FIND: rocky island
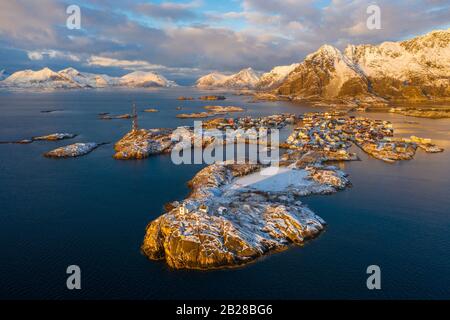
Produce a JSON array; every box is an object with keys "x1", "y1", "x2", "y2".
[
  {"x1": 176, "y1": 106, "x2": 245, "y2": 118},
  {"x1": 203, "y1": 106, "x2": 244, "y2": 113},
  {"x1": 113, "y1": 128, "x2": 174, "y2": 159},
  {"x1": 32, "y1": 133, "x2": 77, "y2": 141},
  {"x1": 44, "y1": 142, "x2": 104, "y2": 158},
  {"x1": 142, "y1": 161, "x2": 350, "y2": 269},
  {"x1": 176, "y1": 111, "x2": 214, "y2": 119}
]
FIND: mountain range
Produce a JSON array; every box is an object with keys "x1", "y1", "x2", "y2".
[
  {"x1": 0, "y1": 67, "x2": 177, "y2": 89},
  {"x1": 196, "y1": 64, "x2": 299, "y2": 90},
  {"x1": 197, "y1": 28, "x2": 450, "y2": 103},
  {"x1": 1, "y1": 29, "x2": 448, "y2": 103}
]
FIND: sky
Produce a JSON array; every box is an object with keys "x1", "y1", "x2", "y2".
[{"x1": 0, "y1": 0, "x2": 449, "y2": 83}]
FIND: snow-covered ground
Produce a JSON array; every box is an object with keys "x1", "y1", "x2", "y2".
[{"x1": 228, "y1": 166, "x2": 312, "y2": 192}]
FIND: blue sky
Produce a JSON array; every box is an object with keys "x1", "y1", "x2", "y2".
[{"x1": 0, "y1": 0, "x2": 449, "y2": 82}]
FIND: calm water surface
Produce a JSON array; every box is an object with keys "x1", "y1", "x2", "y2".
[{"x1": 0, "y1": 88, "x2": 449, "y2": 299}]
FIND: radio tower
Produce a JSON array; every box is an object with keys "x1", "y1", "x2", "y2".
[{"x1": 132, "y1": 102, "x2": 138, "y2": 132}]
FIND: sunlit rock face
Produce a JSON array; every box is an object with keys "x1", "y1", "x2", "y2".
[
  {"x1": 276, "y1": 45, "x2": 369, "y2": 100},
  {"x1": 142, "y1": 162, "x2": 350, "y2": 270},
  {"x1": 274, "y1": 29, "x2": 450, "y2": 102}
]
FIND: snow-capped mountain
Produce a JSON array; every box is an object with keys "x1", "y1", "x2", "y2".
[
  {"x1": 119, "y1": 71, "x2": 177, "y2": 87},
  {"x1": 275, "y1": 28, "x2": 450, "y2": 101},
  {"x1": 343, "y1": 29, "x2": 450, "y2": 100},
  {"x1": 256, "y1": 63, "x2": 300, "y2": 90},
  {"x1": 58, "y1": 67, "x2": 117, "y2": 88},
  {"x1": 0, "y1": 67, "x2": 178, "y2": 89},
  {"x1": 195, "y1": 72, "x2": 229, "y2": 88},
  {"x1": 1, "y1": 67, "x2": 83, "y2": 89},
  {"x1": 221, "y1": 68, "x2": 260, "y2": 89},
  {"x1": 196, "y1": 68, "x2": 260, "y2": 89},
  {"x1": 277, "y1": 44, "x2": 368, "y2": 99}
]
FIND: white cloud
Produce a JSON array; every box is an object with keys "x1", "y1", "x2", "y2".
[
  {"x1": 87, "y1": 56, "x2": 164, "y2": 70},
  {"x1": 27, "y1": 50, "x2": 80, "y2": 62},
  {"x1": 86, "y1": 55, "x2": 203, "y2": 77}
]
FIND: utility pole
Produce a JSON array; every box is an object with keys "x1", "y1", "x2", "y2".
[{"x1": 132, "y1": 102, "x2": 138, "y2": 132}]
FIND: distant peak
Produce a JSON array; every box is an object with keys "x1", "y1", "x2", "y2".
[
  {"x1": 317, "y1": 44, "x2": 341, "y2": 55},
  {"x1": 59, "y1": 67, "x2": 79, "y2": 73},
  {"x1": 40, "y1": 67, "x2": 54, "y2": 72},
  {"x1": 238, "y1": 67, "x2": 255, "y2": 74}
]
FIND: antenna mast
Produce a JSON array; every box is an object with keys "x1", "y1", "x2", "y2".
[{"x1": 132, "y1": 102, "x2": 138, "y2": 132}]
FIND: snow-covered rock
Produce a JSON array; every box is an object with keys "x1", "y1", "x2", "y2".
[
  {"x1": 256, "y1": 63, "x2": 300, "y2": 90},
  {"x1": 44, "y1": 142, "x2": 100, "y2": 158}
]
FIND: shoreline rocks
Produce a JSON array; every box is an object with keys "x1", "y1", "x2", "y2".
[{"x1": 389, "y1": 107, "x2": 450, "y2": 119}]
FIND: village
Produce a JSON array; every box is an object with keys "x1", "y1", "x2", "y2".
[{"x1": 283, "y1": 111, "x2": 443, "y2": 163}]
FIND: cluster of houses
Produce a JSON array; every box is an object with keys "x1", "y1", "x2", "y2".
[
  {"x1": 286, "y1": 111, "x2": 354, "y2": 152},
  {"x1": 284, "y1": 111, "x2": 441, "y2": 163},
  {"x1": 236, "y1": 114, "x2": 296, "y2": 130}
]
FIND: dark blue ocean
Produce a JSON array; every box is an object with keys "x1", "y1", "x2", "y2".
[{"x1": 0, "y1": 88, "x2": 449, "y2": 299}]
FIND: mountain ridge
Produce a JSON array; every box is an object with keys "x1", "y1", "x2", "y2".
[
  {"x1": 275, "y1": 28, "x2": 450, "y2": 103},
  {"x1": 0, "y1": 67, "x2": 177, "y2": 89}
]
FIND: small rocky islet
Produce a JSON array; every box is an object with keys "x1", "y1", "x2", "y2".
[
  {"x1": 176, "y1": 105, "x2": 245, "y2": 118},
  {"x1": 0, "y1": 132, "x2": 77, "y2": 144},
  {"x1": 44, "y1": 142, "x2": 106, "y2": 158},
  {"x1": 99, "y1": 113, "x2": 132, "y2": 120},
  {"x1": 143, "y1": 108, "x2": 159, "y2": 113},
  {"x1": 389, "y1": 107, "x2": 450, "y2": 119}
]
